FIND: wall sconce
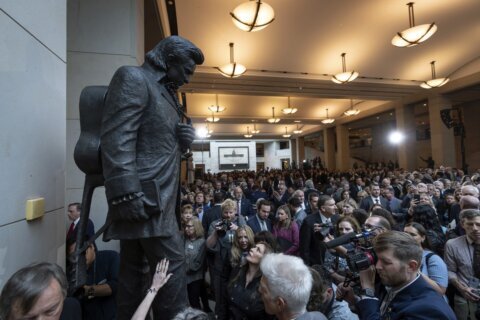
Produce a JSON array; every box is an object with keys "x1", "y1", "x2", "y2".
[
  {"x1": 230, "y1": 0, "x2": 275, "y2": 32},
  {"x1": 217, "y1": 43, "x2": 246, "y2": 78},
  {"x1": 331, "y1": 53, "x2": 359, "y2": 84},
  {"x1": 391, "y1": 2, "x2": 437, "y2": 47},
  {"x1": 420, "y1": 61, "x2": 449, "y2": 89},
  {"x1": 321, "y1": 108, "x2": 335, "y2": 124},
  {"x1": 267, "y1": 107, "x2": 281, "y2": 123},
  {"x1": 282, "y1": 96, "x2": 298, "y2": 114}
]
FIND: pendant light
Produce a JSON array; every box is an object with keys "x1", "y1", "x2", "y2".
[
  {"x1": 420, "y1": 61, "x2": 449, "y2": 89},
  {"x1": 321, "y1": 108, "x2": 335, "y2": 124},
  {"x1": 267, "y1": 107, "x2": 280, "y2": 123},
  {"x1": 208, "y1": 94, "x2": 226, "y2": 112},
  {"x1": 344, "y1": 99, "x2": 360, "y2": 116},
  {"x1": 206, "y1": 111, "x2": 220, "y2": 122},
  {"x1": 251, "y1": 123, "x2": 260, "y2": 134},
  {"x1": 391, "y1": 2, "x2": 437, "y2": 47},
  {"x1": 331, "y1": 53, "x2": 359, "y2": 84},
  {"x1": 293, "y1": 124, "x2": 303, "y2": 134},
  {"x1": 217, "y1": 43, "x2": 246, "y2": 78},
  {"x1": 244, "y1": 126, "x2": 253, "y2": 138},
  {"x1": 282, "y1": 126, "x2": 291, "y2": 138},
  {"x1": 230, "y1": 0, "x2": 275, "y2": 32}
]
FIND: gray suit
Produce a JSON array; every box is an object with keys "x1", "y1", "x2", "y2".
[{"x1": 100, "y1": 61, "x2": 187, "y2": 319}]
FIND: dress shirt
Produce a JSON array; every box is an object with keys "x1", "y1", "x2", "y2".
[
  {"x1": 445, "y1": 235, "x2": 475, "y2": 287},
  {"x1": 256, "y1": 215, "x2": 268, "y2": 231}
]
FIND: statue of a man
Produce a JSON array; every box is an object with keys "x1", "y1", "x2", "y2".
[{"x1": 100, "y1": 36, "x2": 204, "y2": 319}]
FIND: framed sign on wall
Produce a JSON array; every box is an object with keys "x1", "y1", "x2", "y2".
[{"x1": 218, "y1": 147, "x2": 249, "y2": 170}]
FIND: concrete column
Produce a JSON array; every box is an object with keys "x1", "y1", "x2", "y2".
[
  {"x1": 395, "y1": 102, "x2": 417, "y2": 170},
  {"x1": 428, "y1": 94, "x2": 456, "y2": 167},
  {"x1": 324, "y1": 127, "x2": 336, "y2": 170},
  {"x1": 296, "y1": 137, "x2": 305, "y2": 164},
  {"x1": 336, "y1": 124, "x2": 350, "y2": 171}
]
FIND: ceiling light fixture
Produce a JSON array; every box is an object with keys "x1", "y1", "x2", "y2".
[
  {"x1": 208, "y1": 94, "x2": 226, "y2": 112},
  {"x1": 230, "y1": 0, "x2": 275, "y2": 32},
  {"x1": 206, "y1": 111, "x2": 220, "y2": 122},
  {"x1": 344, "y1": 99, "x2": 360, "y2": 116},
  {"x1": 282, "y1": 96, "x2": 298, "y2": 114},
  {"x1": 267, "y1": 107, "x2": 280, "y2": 123},
  {"x1": 251, "y1": 123, "x2": 260, "y2": 134},
  {"x1": 217, "y1": 43, "x2": 246, "y2": 78},
  {"x1": 282, "y1": 126, "x2": 291, "y2": 138},
  {"x1": 331, "y1": 53, "x2": 359, "y2": 84},
  {"x1": 391, "y1": 2, "x2": 437, "y2": 47},
  {"x1": 293, "y1": 124, "x2": 303, "y2": 134},
  {"x1": 244, "y1": 126, "x2": 253, "y2": 138},
  {"x1": 321, "y1": 108, "x2": 335, "y2": 124},
  {"x1": 420, "y1": 61, "x2": 449, "y2": 89}
]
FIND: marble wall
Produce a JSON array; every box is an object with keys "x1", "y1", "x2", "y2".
[{"x1": 0, "y1": 0, "x2": 66, "y2": 287}]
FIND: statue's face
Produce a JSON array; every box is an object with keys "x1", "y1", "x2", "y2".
[{"x1": 166, "y1": 55, "x2": 196, "y2": 86}]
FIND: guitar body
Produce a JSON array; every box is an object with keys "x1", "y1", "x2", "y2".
[{"x1": 68, "y1": 86, "x2": 107, "y2": 296}]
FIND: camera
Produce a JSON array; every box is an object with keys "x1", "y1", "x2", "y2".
[
  {"x1": 314, "y1": 222, "x2": 334, "y2": 241},
  {"x1": 215, "y1": 219, "x2": 232, "y2": 237},
  {"x1": 325, "y1": 230, "x2": 377, "y2": 273}
]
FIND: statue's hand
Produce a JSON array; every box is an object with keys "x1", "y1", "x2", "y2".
[
  {"x1": 176, "y1": 123, "x2": 196, "y2": 149},
  {"x1": 111, "y1": 196, "x2": 149, "y2": 222}
]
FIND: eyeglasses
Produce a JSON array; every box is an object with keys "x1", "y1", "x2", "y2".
[
  {"x1": 185, "y1": 225, "x2": 194, "y2": 228},
  {"x1": 364, "y1": 223, "x2": 382, "y2": 230}
]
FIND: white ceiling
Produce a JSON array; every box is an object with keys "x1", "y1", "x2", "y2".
[{"x1": 163, "y1": 0, "x2": 480, "y2": 139}]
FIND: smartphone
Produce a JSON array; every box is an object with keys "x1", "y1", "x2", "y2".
[{"x1": 413, "y1": 194, "x2": 420, "y2": 201}]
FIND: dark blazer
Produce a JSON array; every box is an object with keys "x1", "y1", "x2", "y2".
[
  {"x1": 299, "y1": 213, "x2": 329, "y2": 266},
  {"x1": 357, "y1": 276, "x2": 456, "y2": 320},
  {"x1": 202, "y1": 205, "x2": 222, "y2": 237},
  {"x1": 360, "y1": 196, "x2": 388, "y2": 211},
  {"x1": 385, "y1": 197, "x2": 402, "y2": 214},
  {"x1": 247, "y1": 216, "x2": 272, "y2": 234},
  {"x1": 100, "y1": 62, "x2": 183, "y2": 240},
  {"x1": 237, "y1": 198, "x2": 254, "y2": 218}
]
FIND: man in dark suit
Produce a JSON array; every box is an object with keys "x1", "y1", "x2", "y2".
[
  {"x1": 299, "y1": 195, "x2": 338, "y2": 266},
  {"x1": 357, "y1": 231, "x2": 455, "y2": 320},
  {"x1": 384, "y1": 187, "x2": 402, "y2": 214},
  {"x1": 247, "y1": 199, "x2": 273, "y2": 234},
  {"x1": 360, "y1": 183, "x2": 387, "y2": 211},
  {"x1": 202, "y1": 192, "x2": 225, "y2": 235},
  {"x1": 66, "y1": 202, "x2": 95, "y2": 240},
  {"x1": 233, "y1": 186, "x2": 254, "y2": 219},
  {"x1": 100, "y1": 36, "x2": 204, "y2": 320},
  {"x1": 350, "y1": 176, "x2": 364, "y2": 202}
]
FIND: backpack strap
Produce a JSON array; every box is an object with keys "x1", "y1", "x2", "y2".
[{"x1": 424, "y1": 252, "x2": 436, "y2": 273}]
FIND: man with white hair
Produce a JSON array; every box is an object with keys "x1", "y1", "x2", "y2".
[{"x1": 259, "y1": 253, "x2": 327, "y2": 320}]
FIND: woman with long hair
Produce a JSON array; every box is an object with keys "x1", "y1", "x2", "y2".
[
  {"x1": 404, "y1": 222, "x2": 448, "y2": 295},
  {"x1": 336, "y1": 189, "x2": 358, "y2": 212},
  {"x1": 226, "y1": 225, "x2": 255, "y2": 280},
  {"x1": 227, "y1": 241, "x2": 274, "y2": 320},
  {"x1": 184, "y1": 217, "x2": 211, "y2": 312},
  {"x1": 272, "y1": 205, "x2": 299, "y2": 255}
]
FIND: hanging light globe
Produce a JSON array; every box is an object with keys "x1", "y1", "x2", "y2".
[{"x1": 230, "y1": 0, "x2": 275, "y2": 32}]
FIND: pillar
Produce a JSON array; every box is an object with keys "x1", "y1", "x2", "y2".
[
  {"x1": 296, "y1": 137, "x2": 305, "y2": 165},
  {"x1": 395, "y1": 101, "x2": 417, "y2": 170},
  {"x1": 324, "y1": 127, "x2": 336, "y2": 170},
  {"x1": 336, "y1": 124, "x2": 350, "y2": 171},
  {"x1": 428, "y1": 94, "x2": 456, "y2": 167}
]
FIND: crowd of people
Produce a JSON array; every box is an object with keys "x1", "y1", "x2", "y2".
[{"x1": 1, "y1": 164, "x2": 480, "y2": 319}]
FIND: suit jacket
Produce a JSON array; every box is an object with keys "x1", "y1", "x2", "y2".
[
  {"x1": 299, "y1": 213, "x2": 329, "y2": 266},
  {"x1": 247, "y1": 215, "x2": 272, "y2": 234},
  {"x1": 360, "y1": 196, "x2": 388, "y2": 211},
  {"x1": 100, "y1": 62, "x2": 183, "y2": 240},
  {"x1": 202, "y1": 205, "x2": 222, "y2": 237},
  {"x1": 237, "y1": 198, "x2": 254, "y2": 219},
  {"x1": 357, "y1": 275, "x2": 456, "y2": 320},
  {"x1": 385, "y1": 197, "x2": 402, "y2": 214}
]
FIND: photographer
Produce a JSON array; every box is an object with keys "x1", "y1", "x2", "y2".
[
  {"x1": 356, "y1": 231, "x2": 455, "y2": 319},
  {"x1": 206, "y1": 199, "x2": 246, "y2": 319}
]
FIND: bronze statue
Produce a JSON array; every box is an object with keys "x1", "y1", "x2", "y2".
[{"x1": 100, "y1": 36, "x2": 204, "y2": 319}]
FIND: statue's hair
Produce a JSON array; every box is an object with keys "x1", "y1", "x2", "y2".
[{"x1": 145, "y1": 36, "x2": 204, "y2": 70}]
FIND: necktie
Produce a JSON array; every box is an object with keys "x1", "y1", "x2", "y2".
[
  {"x1": 375, "y1": 198, "x2": 380, "y2": 205},
  {"x1": 261, "y1": 220, "x2": 268, "y2": 231},
  {"x1": 473, "y1": 243, "x2": 480, "y2": 279},
  {"x1": 67, "y1": 222, "x2": 74, "y2": 237}
]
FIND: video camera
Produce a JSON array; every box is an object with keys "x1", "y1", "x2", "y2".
[{"x1": 325, "y1": 230, "x2": 377, "y2": 273}]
